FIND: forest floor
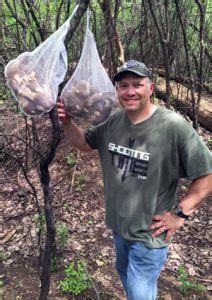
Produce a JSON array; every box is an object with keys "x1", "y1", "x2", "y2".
[{"x1": 0, "y1": 100, "x2": 211, "y2": 299}]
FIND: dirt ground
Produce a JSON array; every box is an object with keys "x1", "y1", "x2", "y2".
[{"x1": 0, "y1": 102, "x2": 211, "y2": 299}]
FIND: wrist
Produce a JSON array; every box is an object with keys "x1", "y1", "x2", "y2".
[
  {"x1": 173, "y1": 206, "x2": 190, "y2": 220},
  {"x1": 63, "y1": 116, "x2": 74, "y2": 127}
]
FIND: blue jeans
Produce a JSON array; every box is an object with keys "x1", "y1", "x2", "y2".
[{"x1": 113, "y1": 232, "x2": 168, "y2": 300}]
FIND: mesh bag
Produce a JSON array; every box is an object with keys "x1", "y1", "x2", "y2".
[
  {"x1": 4, "y1": 5, "x2": 79, "y2": 117},
  {"x1": 61, "y1": 11, "x2": 116, "y2": 126}
]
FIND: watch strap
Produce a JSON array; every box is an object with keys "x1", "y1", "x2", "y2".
[{"x1": 174, "y1": 206, "x2": 189, "y2": 219}]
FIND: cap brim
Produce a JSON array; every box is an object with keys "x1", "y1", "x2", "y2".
[{"x1": 114, "y1": 70, "x2": 148, "y2": 81}]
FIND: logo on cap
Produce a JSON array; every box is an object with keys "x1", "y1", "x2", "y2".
[{"x1": 122, "y1": 60, "x2": 138, "y2": 70}]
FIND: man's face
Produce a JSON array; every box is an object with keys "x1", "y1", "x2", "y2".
[{"x1": 117, "y1": 74, "x2": 154, "y2": 113}]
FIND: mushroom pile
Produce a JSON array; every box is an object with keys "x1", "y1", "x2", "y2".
[
  {"x1": 62, "y1": 80, "x2": 115, "y2": 125},
  {"x1": 5, "y1": 55, "x2": 55, "y2": 116}
]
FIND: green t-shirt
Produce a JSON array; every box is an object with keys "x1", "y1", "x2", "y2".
[{"x1": 85, "y1": 107, "x2": 212, "y2": 248}]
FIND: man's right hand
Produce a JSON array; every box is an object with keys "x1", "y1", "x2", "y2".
[{"x1": 57, "y1": 100, "x2": 72, "y2": 125}]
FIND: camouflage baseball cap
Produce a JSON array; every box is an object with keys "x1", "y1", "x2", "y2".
[{"x1": 114, "y1": 60, "x2": 154, "y2": 81}]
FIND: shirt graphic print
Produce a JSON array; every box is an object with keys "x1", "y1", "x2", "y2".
[{"x1": 108, "y1": 138, "x2": 150, "y2": 183}]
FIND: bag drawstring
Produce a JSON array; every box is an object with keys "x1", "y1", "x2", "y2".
[{"x1": 86, "y1": 9, "x2": 93, "y2": 37}]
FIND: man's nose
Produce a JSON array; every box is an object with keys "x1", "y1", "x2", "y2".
[{"x1": 126, "y1": 86, "x2": 136, "y2": 95}]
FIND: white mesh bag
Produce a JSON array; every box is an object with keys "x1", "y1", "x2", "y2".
[
  {"x1": 4, "y1": 5, "x2": 79, "y2": 117},
  {"x1": 61, "y1": 11, "x2": 116, "y2": 126}
]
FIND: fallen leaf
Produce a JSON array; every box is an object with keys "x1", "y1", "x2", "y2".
[{"x1": 96, "y1": 259, "x2": 104, "y2": 266}]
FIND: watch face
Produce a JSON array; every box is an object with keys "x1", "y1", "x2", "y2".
[{"x1": 175, "y1": 207, "x2": 182, "y2": 214}]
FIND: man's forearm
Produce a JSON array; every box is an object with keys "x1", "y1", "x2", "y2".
[
  {"x1": 179, "y1": 173, "x2": 212, "y2": 216},
  {"x1": 150, "y1": 173, "x2": 212, "y2": 240},
  {"x1": 63, "y1": 119, "x2": 92, "y2": 152}
]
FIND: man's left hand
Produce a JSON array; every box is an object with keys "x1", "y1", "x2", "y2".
[{"x1": 149, "y1": 211, "x2": 185, "y2": 242}]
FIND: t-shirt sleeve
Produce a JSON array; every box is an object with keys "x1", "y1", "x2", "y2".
[
  {"x1": 85, "y1": 127, "x2": 99, "y2": 149},
  {"x1": 178, "y1": 125, "x2": 212, "y2": 180},
  {"x1": 84, "y1": 112, "x2": 115, "y2": 149}
]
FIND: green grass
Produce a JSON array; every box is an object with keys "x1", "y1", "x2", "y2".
[{"x1": 178, "y1": 266, "x2": 206, "y2": 295}]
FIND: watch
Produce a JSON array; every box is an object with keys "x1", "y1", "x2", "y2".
[{"x1": 174, "y1": 206, "x2": 189, "y2": 220}]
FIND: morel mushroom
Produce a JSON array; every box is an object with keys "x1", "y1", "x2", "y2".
[
  {"x1": 5, "y1": 54, "x2": 55, "y2": 116},
  {"x1": 62, "y1": 80, "x2": 115, "y2": 124},
  {"x1": 72, "y1": 80, "x2": 90, "y2": 98}
]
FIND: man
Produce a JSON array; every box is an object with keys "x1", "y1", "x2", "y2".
[{"x1": 57, "y1": 60, "x2": 212, "y2": 300}]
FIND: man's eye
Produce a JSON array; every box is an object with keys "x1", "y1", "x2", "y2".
[{"x1": 135, "y1": 84, "x2": 142, "y2": 88}]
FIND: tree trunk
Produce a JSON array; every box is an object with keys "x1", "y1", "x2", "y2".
[
  {"x1": 155, "y1": 78, "x2": 212, "y2": 131},
  {"x1": 64, "y1": 0, "x2": 90, "y2": 46},
  {"x1": 39, "y1": 109, "x2": 61, "y2": 299},
  {"x1": 39, "y1": 2, "x2": 90, "y2": 298},
  {"x1": 193, "y1": 0, "x2": 207, "y2": 129},
  {"x1": 98, "y1": 0, "x2": 124, "y2": 78},
  {"x1": 147, "y1": 0, "x2": 171, "y2": 108}
]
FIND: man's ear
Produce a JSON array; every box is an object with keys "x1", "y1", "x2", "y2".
[{"x1": 150, "y1": 83, "x2": 154, "y2": 95}]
